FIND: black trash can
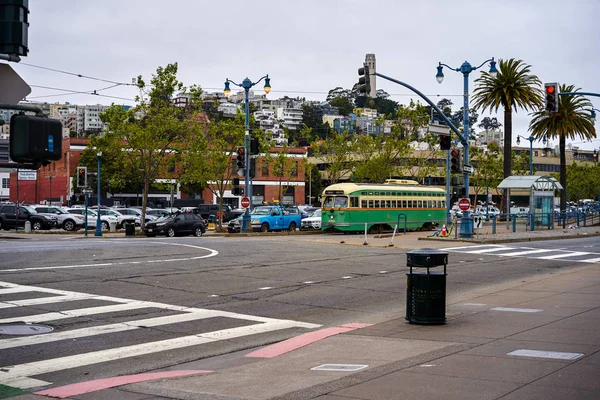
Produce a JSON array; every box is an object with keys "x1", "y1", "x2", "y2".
[
  {"x1": 406, "y1": 248, "x2": 448, "y2": 325},
  {"x1": 125, "y1": 222, "x2": 135, "y2": 237}
]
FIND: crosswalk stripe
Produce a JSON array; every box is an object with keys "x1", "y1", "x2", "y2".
[
  {"x1": 579, "y1": 257, "x2": 600, "y2": 263},
  {"x1": 536, "y1": 251, "x2": 591, "y2": 260},
  {"x1": 0, "y1": 293, "x2": 97, "y2": 309},
  {"x1": 442, "y1": 245, "x2": 506, "y2": 251},
  {"x1": 496, "y1": 249, "x2": 555, "y2": 257},
  {"x1": 461, "y1": 247, "x2": 516, "y2": 254},
  {"x1": 0, "y1": 302, "x2": 151, "y2": 324},
  {"x1": 0, "y1": 310, "x2": 227, "y2": 350},
  {"x1": 0, "y1": 287, "x2": 35, "y2": 294},
  {"x1": 0, "y1": 320, "x2": 306, "y2": 389}
]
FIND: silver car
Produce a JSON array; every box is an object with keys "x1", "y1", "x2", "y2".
[{"x1": 31, "y1": 205, "x2": 86, "y2": 231}]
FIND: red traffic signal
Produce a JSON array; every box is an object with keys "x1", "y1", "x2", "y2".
[
  {"x1": 236, "y1": 147, "x2": 245, "y2": 156},
  {"x1": 450, "y1": 149, "x2": 459, "y2": 158},
  {"x1": 544, "y1": 82, "x2": 559, "y2": 113},
  {"x1": 545, "y1": 85, "x2": 555, "y2": 94}
]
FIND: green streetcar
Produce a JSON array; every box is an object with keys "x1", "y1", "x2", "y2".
[{"x1": 321, "y1": 179, "x2": 446, "y2": 233}]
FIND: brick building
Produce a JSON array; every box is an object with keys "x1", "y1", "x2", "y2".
[{"x1": 8, "y1": 138, "x2": 307, "y2": 208}]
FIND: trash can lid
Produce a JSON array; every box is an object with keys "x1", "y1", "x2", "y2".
[{"x1": 407, "y1": 248, "x2": 448, "y2": 267}]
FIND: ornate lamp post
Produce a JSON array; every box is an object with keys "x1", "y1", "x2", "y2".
[
  {"x1": 94, "y1": 151, "x2": 102, "y2": 237},
  {"x1": 436, "y1": 58, "x2": 498, "y2": 199},
  {"x1": 224, "y1": 75, "x2": 271, "y2": 232},
  {"x1": 516, "y1": 134, "x2": 547, "y2": 175}
]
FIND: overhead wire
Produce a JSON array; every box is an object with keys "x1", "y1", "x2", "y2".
[{"x1": 18, "y1": 62, "x2": 136, "y2": 86}]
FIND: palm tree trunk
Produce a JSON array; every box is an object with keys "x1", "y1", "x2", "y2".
[
  {"x1": 502, "y1": 108, "x2": 512, "y2": 213},
  {"x1": 559, "y1": 135, "x2": 567, "y2": 211},
  {"x1": 503, "y1": 108, "x2": 512, "y2": 178}
]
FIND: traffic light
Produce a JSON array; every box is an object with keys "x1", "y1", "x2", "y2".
[
  {"x1": 10, "y1": 114, "x2": 62, "y2": 164},
  {"x1": 250, "y1": 137, "x2": 259, "y2": 155},
  {"x1": 439, "y1": 135, "x2": 451, "y2": 150},
  {"x1": 357, "y1": 64, "x2": 371, "y2": 96},
  {"x1": 544, "y1": 82, "x2": 559, "y2": 113},
  {"x1": 249, "y1": 158, "x2": 256, "y2": 178},
  {"x1": 232, "y1": 177, "x2": 240, "y2": 195},
  {"x1": 450, "y1": 148, "x2": 461, "y2": 173},
  {"x1": 236, "y1": 146, "x2": 245, "y2": 169},
  {"x1": 0, "y1": 0, "x2": 29, "y2": 56},
  {"x1": 76, "y1": 166, "x2": 87, "y2": 188}
]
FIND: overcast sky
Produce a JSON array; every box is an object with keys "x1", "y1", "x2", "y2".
[{"x1": 8, "y1": 0, "x2": 600, "y2": 149}]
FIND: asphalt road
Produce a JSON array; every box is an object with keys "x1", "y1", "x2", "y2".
[{"x1": 1, "y1": 234, "x2": 597, "y2": 390}]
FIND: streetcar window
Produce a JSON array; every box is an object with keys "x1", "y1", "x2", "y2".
[
  {"x1": 391, "y1": 200, "x2": 396, "y2": 207},
  {"x1": 407, "y1": 200, "x2": 412, "y2": 208},
  {"x1": 350, "y1": 197, "x2": 359, "y2": 207},
  {"x1": 361, "y1": 200, "x2": 367, "y2": 208},
  {"x1": 428, "y1": 200, "x2": 432, "y2": 208},
  {"x1": 368, "y1": 200, "x2": 374, "y2": 208},
  {"x1": 418, "y1": 200, "x2": 423, "y2": 208},
  {"x1": 323, "y1": 196, "x2": 348, "y2": 208},
  {"x1": 374, "y1": 200, "x2": 380, "y2": 208},
  {"x1": 386, "y1": 200, "x2": 391, "y2": 208}
]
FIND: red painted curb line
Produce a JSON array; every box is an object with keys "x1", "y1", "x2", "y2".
[
  {"x1": 34, "y1": 370, "x2": 212, "y2": 398},
  {"x1": 246, "y1": 323, "x2": 372, "y2": 359}
]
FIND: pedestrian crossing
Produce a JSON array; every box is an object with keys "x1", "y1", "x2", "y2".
[
  {"x1": 443, "y1": 244, "x2": 600, "y2": 264},
  {"x1": 0, "y1": 280, "x2": 321, "y2": 390}
]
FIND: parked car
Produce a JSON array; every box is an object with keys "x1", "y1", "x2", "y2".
[
  {"x1": 475, "y1": 206, "x2": 501, "y2": 217},
  {"x1": 31, "y1": 205, "x2": 86, "y2": 231},
  {"x1": 146, "y1": 208, "x2": 175, "y2": 218},
  {"x1": 300, "y1": 208, "x2": 322, "y2": 230},
  {"x1": 113, "y1": 208, "x2": 157, "y2": 224},
  {"x1": 0, "y1": 204, "x2": 58, "y2": 231},
  {"x1": 143, "y1": 213, "x2": 206, "y2": 237},
  {"x1": 228, "y1": 205, "x2": 301, "y2": 233},
  {"x1": 298, "y1": 205, "x2": 319, "y2": 219},
  {"x1": 93, "y1": 208, "x2": 139, "y2": 228},
  {"x1": 193, "y1": 204, "x2": 235, "y2": 222},
  {"x1": 65, "y1": 208, "x2": 98, "y2": 229}
]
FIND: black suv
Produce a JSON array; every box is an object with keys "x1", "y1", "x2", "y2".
[
  {"x1": 194, "y1": 204, "x2": 234, "y2": 222},
  {"x1": 0, "y1": 204, "x2": 58, "y2": 231},
  {"x1": 143, "y1": 213, "x2": 206, "y2": 237}
]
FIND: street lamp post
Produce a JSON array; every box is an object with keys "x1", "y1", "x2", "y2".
[
  {"x1": 516, "y1": 134, "x2": 547, "y2": 175},
  {"x1": 224, "y1": 75, "x2": 271, "y2": 233},
  {"x1": 94, "y1": 151, "x2": 102, "y2": 237},
  {"x1": 436, "y1": 58, "x2": 498, "y2": 199}
]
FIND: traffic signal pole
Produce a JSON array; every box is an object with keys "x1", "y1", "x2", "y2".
[{"x1": 372, "y1": 72, "x2": 467, "y2": 222}]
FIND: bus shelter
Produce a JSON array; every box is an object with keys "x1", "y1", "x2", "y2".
[{"x1": 498, "y1": 175, "x2": 563, "y2": 228}]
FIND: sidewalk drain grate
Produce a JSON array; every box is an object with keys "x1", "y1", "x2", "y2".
[
  {"x1": 0, "y1": 323, "x2": 54, "y2": 335},
  {"x1": 507, "y1": 349, "x2": 584, "y2": 360},
  {"x1": 311, "y1": 364, "x2": 369, "y2": 372}
]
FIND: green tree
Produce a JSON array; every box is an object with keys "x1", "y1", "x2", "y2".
[
  {"x1": 305, "y1": 163, "x2": 324, "y2": 205},
  {"x1": 99, "y1": 63, "x2": 204, "y2": 227},
  {"x1": 395, "y1": 100, "x2": 430, "y2": 140},
  {"x1": 400, "y1": 134, "x2": 443, "y2": 184},
  {"x1": 266, "y1": 143, "x2": 302, "y2": 204},
  {"x1": 528, "y1": 84, "x2": 596, "y2": 211},
  {"x1": 312, "y1": 130, "x2": 357, "y2": 184},
  {"x1": 469, "y1": 143, "x2": 504, "y2": 206},
  {"x1": 472, "y1": 58, "x2": 543, "y2": 182},
  {"x1": 352, "y1": 134, "x2": 410, "y2": 183},
  {"x1": 478, "y1": 116, "x2": 502, "y2": 131},
  {"x1": 330, "y1": 97, "x2": 354, "y2": 116}
]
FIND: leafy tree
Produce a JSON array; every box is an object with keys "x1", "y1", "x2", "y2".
[
  {"x1": 451, "y1": 107, "x2": 479, "y2": 138},
  {"x1": 562, "y1": 162, "x2": 600, "y2": 201},
  {"x1": 400, "y1": 134, "x2": 443, "y2": 184},
  {"x1": 330, "y1": 97, "x2": 354, "y2": 116},
  {"x1": 511, "y1": 149, "x2": 535, "y2": 176},
  {"x1": 472, "y1": 58, "x2": 543, "y2": 182},
  {"x1": 395, "y1": 100, "x2": 430, "y2": 140},
  {"x1": 311, "y1": 130, "x2": 357, "y2": 184},
  {"x1": 426, "y1": 98, "x2": 453, "y2": 124},
  {"x1": 469, "y1": 143, "x2": 504, "y2": 206},
  {"x1": 478, "y1": 116, "x2": 502, "y2": 131},
  {"x1": 528, "y1": 84, "x2": 596, "y2": 211},
  {"x1": 352, "y1": 134, "x2": 410, "y2": 183},
  {"x1": 305, "y1": 163, "x2": 325, "y2": 205},
  {"x1": 326, "y1": 87, "x2": 352, "y2": 102},
  {"x1": 301, "y1": 104, "x2": 321, "y2": 133},
  {"x1": 266, "y1": 143, "x2": 303, "y2": 204},
  {"x1": 98, "y1": 63, "x2": 204, "y2": 227}
]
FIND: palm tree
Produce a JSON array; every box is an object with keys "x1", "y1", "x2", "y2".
[
  {"x1": 528, "y1": 84, "x2": 596, "y2": 211},
  {"x1": 472, "y1": 59, "x2": 544, "y2": 181}
]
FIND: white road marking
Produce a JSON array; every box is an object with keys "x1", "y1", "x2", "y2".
[
  {"x1": 259, "y1": 287, "x2": 273, "y2": 290},
  {"x1": 462, "y1": 247, "x2": 516, "y2": 254},
  {"x1": 580, "y1": 257, "x2": 600, "y2": 263},
  {"x1": 536, "y1": 251, "x2": 590, "y2": 260},
  {"x1": 496, "y1": 249, "x2": 554, "y2": 257},
  {"x1": 0, "y1": 321, "x2": 312, "y2": 389},
  {"x1": 0, "y1": 281, "x2": 321, "y2": 389},
  {"x1": 0, "y1": 302, "x2": 151, "y2": 324},
  {"x1": 442, "y1": 245, "x2": 507, "y2": 251},
  {"x1": 0, "y1": 241, "x2": 218, "y2": 273}
]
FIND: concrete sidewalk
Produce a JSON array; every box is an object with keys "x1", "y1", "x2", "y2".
[{"x1": 100, "y1": 264, "x2": 599, "y2": 400}]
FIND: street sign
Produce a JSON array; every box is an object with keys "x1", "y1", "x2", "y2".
[
  {"x1": 462, "y1": 164, "x2": 474, "y2": 174},
  {"x1": 241, "y1": 197, "x2": 250, "y2": 208},
  {"x1": 17, "y1": 170, "x2": 36, "y2": 180},
  {"x1": 0, "y1": 64, "x2": 31, "y2": 103},
  {"x1": 458, "y1": 198, "x2": 471, "y2": 211}
]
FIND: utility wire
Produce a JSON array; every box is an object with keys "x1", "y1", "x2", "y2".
[
  {"x1": 19, "y1": 62, "x2": 136, "y2": 86},
  {"x1": 27, "y1": 84, "x2": 135, "y2": 102}
]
